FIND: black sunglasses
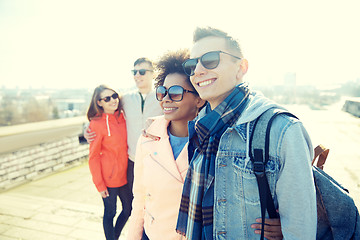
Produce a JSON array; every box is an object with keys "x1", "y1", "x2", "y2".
[
  {"x1": 131, "y1": 69, "x2": 153, "y2": 76},
  {"x1": 156, "y1": 85, "x2": 197, "y2": 102},
  {"x1": 182, "y1": 50, "x2": 241, "y2": 76},
  {"x1": 99, "y1": 93, "x2": 119, "y2": 102}
]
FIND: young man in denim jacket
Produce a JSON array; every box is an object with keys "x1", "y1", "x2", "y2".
[{"x1": 176, "y1": 27, "x2": 317, "y2": 240}]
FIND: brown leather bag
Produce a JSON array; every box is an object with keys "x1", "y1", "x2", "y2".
[{"x1": 311, "y1": 144, "x2": 329, "y2": 170}]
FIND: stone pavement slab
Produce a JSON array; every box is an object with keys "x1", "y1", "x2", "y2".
[{"x1": 0, "y1": 162, "x2": 129, "y2": 240}]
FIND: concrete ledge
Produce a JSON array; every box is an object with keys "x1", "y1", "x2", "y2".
[
  {"x1": 0, "y1": 117, "x2": 88, "y2": 155},
  {"x1": 0, "y1": 116, "x2": 87, "y2": 137},
  {"x1": 343, "y1": 98, "x2": 360, "y2": 117}
]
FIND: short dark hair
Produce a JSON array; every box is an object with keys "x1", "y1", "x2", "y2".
[
  {"x1": 193, "y1": 27, "x2": 243, "y2": 58},
  {"x1": 133, "y1": 57, "x2": 154, "y2": 69},
  {"x1": 154, "y1": 49, "x2": 194, "y2": 89}
]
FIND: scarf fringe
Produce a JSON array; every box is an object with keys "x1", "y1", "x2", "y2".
[{"x1": 176, "y1": 229, "x2": 186, "y2": 236}]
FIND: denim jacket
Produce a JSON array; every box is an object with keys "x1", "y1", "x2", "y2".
[{"x1": 193, "y1": 90, "x2": 317, "y2": 239}]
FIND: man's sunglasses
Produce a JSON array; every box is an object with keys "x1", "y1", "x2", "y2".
[
  {"x1": 182, "y1": 50, "x2": 241, "y2": 76},
  {"x1": 156, "y1": 85, "x2": 197, "y2": 102},
  {"x1": 99, "y1": 93, "x2": 119, "y2": 102},
  {"x1": 131, "y1": 69, "x2": 153, "y2": 76}
]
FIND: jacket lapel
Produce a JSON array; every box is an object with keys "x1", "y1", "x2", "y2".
[
  {"x1": 175, "y1": 142, "x2": 189, "y2": 182},
  {"x1": 146, "y1": 116, "x2": 186, "y2": 183},
  {"x1": 149, "y1": 137, "x2": 184, "y2": 183}
]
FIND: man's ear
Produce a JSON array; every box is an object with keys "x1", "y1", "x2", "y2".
[{"x1": 236, "y1": 59, "x2": 248, "y2": 81}]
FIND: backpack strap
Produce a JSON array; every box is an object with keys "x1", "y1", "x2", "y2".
[
  {"x1": 249, "y1": 108, "x2": 298, "y2": 240},
  {"x1": 312, "y1": 144, "x2": 329, "y2": 170}
]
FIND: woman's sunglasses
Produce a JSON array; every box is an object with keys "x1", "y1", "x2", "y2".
[
  {"x1": 182, "y1": 50, "x2": 241, "y2": 76},
  {"x1": 131, "y1": 69, "x2": 153, "y2": 76},
  {"x1": 99, "y1": 93, "x2": 118, "y2": 102},
  {"x1": 156, "y1": 85, "x2": 197, "y2": 102}
]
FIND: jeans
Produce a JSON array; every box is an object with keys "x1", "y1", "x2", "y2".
[
  {"x1": 127, "y1": 159, "x2": 134, "y2": 196},
  {"x1": 102, "y1": 185, "x2": 132, "y2": 240},
  {"x1": 142, "y1": 230, "x2": 150, "y2": 240}
]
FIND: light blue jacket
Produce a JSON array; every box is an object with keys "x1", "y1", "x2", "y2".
[{"x1": 194, "y1": 90, "x2": 317, "y2": 239}]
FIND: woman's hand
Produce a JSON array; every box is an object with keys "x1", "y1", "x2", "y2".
[
  {"x1": 100, "y1": 189, "x2": 109, "y2": 198},
  {"x1": 251, "y1": 217, "x2": 283, "y2": 240}
]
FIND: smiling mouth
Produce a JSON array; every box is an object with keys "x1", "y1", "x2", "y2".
[
  {"x1": 163, "y1": 107, "x2": 178, "y2": 114},
  {"x1": 163, "y1": 107, "x2": 177, "y2": 111},
  {"x1": 197, "y1": 78, "x2": 215, "y2": 87}
]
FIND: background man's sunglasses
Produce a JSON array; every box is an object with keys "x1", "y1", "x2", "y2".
[
  {"x1": 131, "y1": 69, "x2": 153, "y2": 76},
  {"x1": 99, "y1": 93, "x2": 118, "y2": 102},
  {"x1": 182, "y1": 50, "x2": 241, "y2": 76},
  {"x1": 156, "y1": 85, "x2": 197, "y2": 102}
]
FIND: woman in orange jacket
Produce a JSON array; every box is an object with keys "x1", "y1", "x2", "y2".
[{"x1": 87, "y1": 85, "x2": 131, "y2": 240}]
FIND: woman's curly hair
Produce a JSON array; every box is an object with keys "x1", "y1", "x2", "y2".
[{"x1": 154, "y1": 49, "x2": 191, "y2": 88}]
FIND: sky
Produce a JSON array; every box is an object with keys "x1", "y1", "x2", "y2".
[{"x1": 0, "y1": 0, "x2": 359, "y2": 90}]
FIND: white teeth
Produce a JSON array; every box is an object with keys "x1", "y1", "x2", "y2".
[
  {"x1": 164, "y1": 107, "x2": 176, "y2": 111},
  {"x1": 198, "y1": 80, "x2": 213, "y2": 87}
]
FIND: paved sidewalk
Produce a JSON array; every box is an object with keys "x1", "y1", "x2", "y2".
[{"x1": 0, "y1": 162, "x2": 129, "y2": 240}]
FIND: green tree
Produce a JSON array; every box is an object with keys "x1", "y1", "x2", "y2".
[
  {"x1": 52, "y1": 106, "x2": 60, "y2": 119},
  {"x1": 0, "y1": 95, "x2": 22, "y2": 126},
  {"x1": 22, "y1": 97, "x2": 49, "y2": 123}
]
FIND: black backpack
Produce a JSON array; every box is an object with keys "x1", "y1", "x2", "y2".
[{"x1": 249, "y1": 108, "x2": 360, "y2": 240}]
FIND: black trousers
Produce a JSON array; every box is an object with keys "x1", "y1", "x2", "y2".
[{"x1": 127, "y1": 159, "x2": 134, "y2": 196}]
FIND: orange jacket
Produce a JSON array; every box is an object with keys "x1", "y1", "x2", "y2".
[{"x1": 89, "y1": 111, "x2": 128, "y2": 192}]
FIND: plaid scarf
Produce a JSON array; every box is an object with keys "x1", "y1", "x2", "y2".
[{"x1": 176, "y1": 84, "x2": 249, "y2": 239}]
